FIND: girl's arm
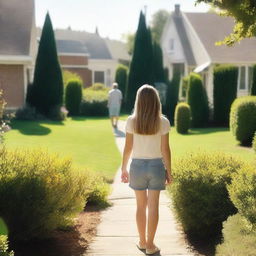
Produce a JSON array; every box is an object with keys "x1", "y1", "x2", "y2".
[
  {"x1": 161, "y1": 132, "x2": 172, "y2": 176},
  {"x1": 121, "y1": 132, "x2": 133, "y2": 172}
]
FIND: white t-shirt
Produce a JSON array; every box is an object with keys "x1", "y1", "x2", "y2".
[
  {"x1": 125, "y1": 115, "x2": 171, "y2": 159},
  {"x1": 108, "y1": 89, "x2": 122, "y2": 106}
]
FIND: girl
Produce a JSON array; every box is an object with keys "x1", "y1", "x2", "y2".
[{"x1": 121, "y1": 84, "x2": 172, "y2": 255}]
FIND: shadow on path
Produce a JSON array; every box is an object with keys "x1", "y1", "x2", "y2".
[{"x1": 113, "y1": 127, "x2": 125, "y2": 137}]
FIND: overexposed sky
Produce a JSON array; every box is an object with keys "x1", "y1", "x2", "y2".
[{"x1": 35, "y1": 0, "x2": 210, "y2": 41}]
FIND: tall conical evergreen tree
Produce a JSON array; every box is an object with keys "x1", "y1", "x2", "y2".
[
  {"x1": 30, "y1": 12, "x2": 63, "y2": 116},
  {"x1": 126, "y1": 11, "x2": 154, "y2": 111},
  {"x1": 152, "y1": 41, "x2": 165, "y2": 82}
]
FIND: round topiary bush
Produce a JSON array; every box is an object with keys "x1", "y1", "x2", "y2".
[
  {"x1": 174, "y1": 102, "x2": 191, "y2": 134},
  {"x1": 230, "y1": 96, "x2": 256, "y2": 145},
  {"x1": 168, "y1": 151, "x2": 245, "y2": 239},
  {"x1": 0, "y1": 146, "x2": 92, "y2": 242},
  {"x1": 187, "y1": 72, "x2": 209, "y2": 127},
  {"x1": 65, "y1": 79, "x2": 83, "y2": 116}
]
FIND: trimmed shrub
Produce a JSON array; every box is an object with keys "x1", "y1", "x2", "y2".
[
  {"x1": 230, "y1": 96, "x2": 256, "y2": 145},
  {"x1": 253, "y1": 132, "x2": 256, "y2": 152},
  {"x1": 174, "y1": 102, "x2": 191, "y2": 134},
  {"x1": 0, "y1": 147, "x2": 92, "y2": 241},
  {"x1": 81, "y1": 86, "x2": 109, "y2": 116},
  {"x1": 216, "y1": 214, "x2": 256, "y2": 256},
  {"x1": 213, "y1": 65, "x2": 238, "y2": 126},
  {"x1": 251, "y1": 64, "x2": 256, "y2": 95},
  {"x1": 115, "y1": 64, "x2": 128, "y2": 98},
  {"x1": 91, "y1": 83, "x2": 106, "y2": 91},
  {"x1": 0, "y1": 236, "x2": 14, "y2": 256},
  {"x1": 187, "y1": 72, "x2": 209, "y2": 127},
  {"x1": 228, "y1": 165, "x2": 256, "y2": 229},
  {"x1": 65, "y1": 79, "x2": 82, "y2": 116},
  {"x1": 181, "y1": 75, "x2": 189, "y2": 98},
  {"x1": 168, "y1": 151, "x2": 245, "y2": 239}
]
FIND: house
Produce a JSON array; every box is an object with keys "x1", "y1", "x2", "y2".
[
  {"x1": 161, "y1": 4, "x2": 256, "y2": 107},
  {"x1": 42, "y1": 28, "x2": 130, "y2": 88},
  {"x1": 0, "y1": 0, "x2": 37, "y2": 110}
]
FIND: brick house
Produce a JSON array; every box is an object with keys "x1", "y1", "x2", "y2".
[{"x1": 0, "y1": 0, "x2": 37, "y2": 110}]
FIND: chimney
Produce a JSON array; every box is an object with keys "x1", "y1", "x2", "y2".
[{"x1": 174, "y1": 4, "x2": 180, "y2": 15}]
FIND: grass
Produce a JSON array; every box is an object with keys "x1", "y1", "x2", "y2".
[
  {"x1": 3, "y1": 116, "x2": 121, "y2": 182},
  {"x1": 169, "y1": 127, "x2": 255, "y2": 163}
]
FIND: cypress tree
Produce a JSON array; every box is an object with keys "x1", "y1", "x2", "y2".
[
  {"x1": 152, "y1": 41, "x2": 165, "y2": 82},
  {"x1": 126, "y1": 11, "x2": 154, "y2": 111},
  {"x1": 30, "y1": 12, "x2": 63, "y2": 116}
]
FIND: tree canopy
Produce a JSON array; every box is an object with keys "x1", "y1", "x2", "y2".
[{"x1": 196, "y1": 0, "x2": 256, "y2": 46}]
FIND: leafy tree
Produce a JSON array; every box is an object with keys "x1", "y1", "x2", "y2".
[
  {"x1": 28, "y1": 12, "x2": 63, "y2": 116},
  {"x1": 152, "y1": 41, "x2": 165, "y2": 82},
  {"x1": 122, "y1": 33, "x2": 135, "y2": 55},
  {"x1": 150, "y1": 10, "x2": 170, "y2": 43},
  {"x1": 196, "y1": 0, "x2": 256, "y2": 46},
  {"x1": 126, "y1": 11, "x2": 154, "y2": 111}
]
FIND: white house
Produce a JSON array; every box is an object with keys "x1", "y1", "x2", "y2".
[{"x1": 161, "y1": 4, "x2": 256, "y2": 108}]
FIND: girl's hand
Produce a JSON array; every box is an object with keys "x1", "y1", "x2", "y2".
[
  {"x1": 165, "y1": 171, "x2": 173, "y2": 185},
  {"x1": 121, "y1": 170, "x2": 129, "y2": 183}
]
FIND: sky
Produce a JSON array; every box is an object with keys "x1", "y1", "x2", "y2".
[{"x1": 35, "y1": 0, "x2": 210, "y2": 41}]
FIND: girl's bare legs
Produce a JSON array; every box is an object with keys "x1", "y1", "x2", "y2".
[
  {"x1": 134, "y1": 190, "x2": 148, "y2": 246},
  {"x1": 147, "y1": 190, "x2": 160, "y2": 249}
]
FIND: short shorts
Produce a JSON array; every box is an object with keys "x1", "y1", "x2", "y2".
[
  {"x1": 129, "y1": 158, "x2": 166, "y2": 190},
  {"x1": 108, "y1": 105, "x2": 121, "y2": 117}
]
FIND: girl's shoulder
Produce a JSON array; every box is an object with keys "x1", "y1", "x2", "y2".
[{"x1": 161, "y1": 114, "x2": 170, "y2": 124}]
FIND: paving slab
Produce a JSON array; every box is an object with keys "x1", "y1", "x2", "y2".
[{"x1": 85, "y1": 121, "x2": 196, "y2": 256}]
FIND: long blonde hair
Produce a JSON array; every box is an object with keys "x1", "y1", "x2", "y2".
[{"x1": 131, "y1": 84, "x2": 162, "y2": 135}]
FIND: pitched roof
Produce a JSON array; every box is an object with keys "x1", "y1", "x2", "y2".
[
  {"x1": 172, "y1": 13, "x2": 196, "y2": 65},
  {"x1": 0, "y1": 0, "x2": 34, "y2": 56},
  {"x1": 185, "y1": 12, "x2": 256, "y2": 63},
  {"x1": 104, "y1": 38, "x2": 130, "y2": 61},
  {"x1": 50, "y1": 29, "x2": 112, "y2": 59},
  {"x1": 56, "y1": 39, "x2": 88, "y2": 55}
]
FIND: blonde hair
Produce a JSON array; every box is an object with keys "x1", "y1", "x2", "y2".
[{"x1": 131, "y1": 84, "x2": 162, "y2": 135}]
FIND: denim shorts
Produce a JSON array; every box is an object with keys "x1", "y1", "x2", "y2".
[{"x1": 129, "y1": 158, "x2": 166, "y2": 190}]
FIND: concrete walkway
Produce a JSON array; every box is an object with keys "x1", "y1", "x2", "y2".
[{"x1": 85, "y1": 121, "x2": 196, "y2": 256}]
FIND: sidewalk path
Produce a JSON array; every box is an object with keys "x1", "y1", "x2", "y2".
[{"x1": 85, "y1": 120, "x2": 196, "y2": 256}]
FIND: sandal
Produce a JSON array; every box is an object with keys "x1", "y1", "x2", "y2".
[
  {"x1": 146, "y1": 245, "x2": 160, "y2": 255},
  {"x1": 136, "y1": 241, "x2": 146, "y2": 250}
]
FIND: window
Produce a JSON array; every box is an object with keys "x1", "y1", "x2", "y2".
[
  {"x1": 248, "y1": 66, "x2": 253, "y2": 92},
  {"x1": 239, "y1": 66, "x2": 246, "y2": 90},
  {"x1": 94, "y1": 71, "x2": 105, "y2": 84},
  {"x1": 169, "y1": 38, "x2": 174, "y2": 51}
]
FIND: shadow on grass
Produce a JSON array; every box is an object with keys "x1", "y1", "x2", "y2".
[
  {"x1": 10, "y1": 121, "x2": 52, "y2": 136},
  {"x1": 70, "y1": 116, "x2": 109, "y2": 121},
  {"x1": 182, "y1": 127, "x2": 229, "y2": 136},
  {"x1": 186, "y1": 232, "x2": 222, "y2": 256}
]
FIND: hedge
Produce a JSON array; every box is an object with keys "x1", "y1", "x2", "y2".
[
  {"x1": 187, "y1": 72, "x2": 209, "y2": 127},
  {"x1": 168, "y1": 151, "x2": 245, "y2": 239},
  {"x1": 115, "y1": 64, "x2": 128, "y2": 98},
  {"x1": 213, "y1": 65, "x2": 238, "y2": 126},
  {"x1": 0, "y1": 147, "x2": 93, "y2": 241},
  {"x1": 216, "y1": 214, "x2": 256, "y2": 256},
  {"x1": 65, "y1": 79, "x2": 83, "y2": 116},
  {"x1": 174, "y1": 102, "x2": 191, "y2": 134},
  {"x1": 81, "y1": 85, "x2": 109, "y2": 116},
  {"x1": 230, "y1": 96, "x2": 256, "y2": 145}
]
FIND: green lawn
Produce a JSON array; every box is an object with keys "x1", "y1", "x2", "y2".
[
  {"x1": 3, "y1": 117, "x2": 121, "y2": 182},
  {"x1": 169, "y1": 127, "x2": 255, "y2": 163}
]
